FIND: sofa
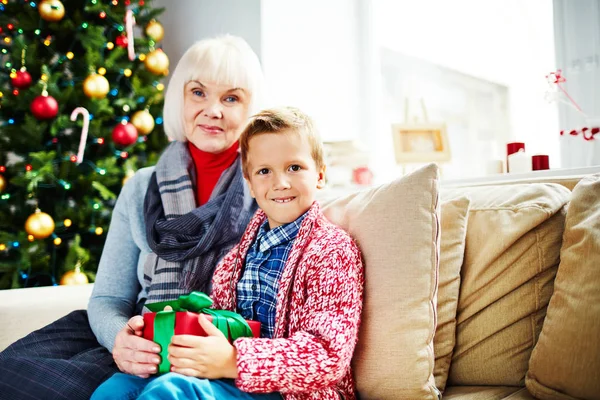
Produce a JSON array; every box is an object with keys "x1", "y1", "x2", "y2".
[{"x1": 1, "y1": 165, "x2": 599, "y2": 400}]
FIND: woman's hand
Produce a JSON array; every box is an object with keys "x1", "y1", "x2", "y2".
[
  {"x1": 112, "y1": 315, "x2": 162, "y2": 378},
  {"x1": 168, "y1": 314, "x2": 238, "y2": 379}
]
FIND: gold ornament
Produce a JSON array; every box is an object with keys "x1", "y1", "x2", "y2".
[
  {"x1": 60, "y1": 262, "x2": 89, "y2": 286},
  {"x1": 144, "y1": 49, "x2": 169, "y2": 75},
  {"x1": 39, "y1": 0, "x2": 65, "y2": 22},
  {"x1": 25, "y1": 209, "x2": 55, "y2": 239},
  {"x1": 145, "y1": 20, "x2": 164, "y2": 42},
  {"x1": 131, "y1": 110, "x2": 155, "y2": 135},
  {"x1": 0, "y1": 174, "x2": 5, "y2": 192},
  {"x1": 83, "y1": 74, "x2": 110, "y2": 99}
]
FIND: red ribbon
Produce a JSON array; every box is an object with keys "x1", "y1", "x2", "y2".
[
  {"x1": 560, "y1": 127, "x2": 599, "y2": 141},
  {"x1": 546, "y1": 69, "x2": 584, "y2": 113}
]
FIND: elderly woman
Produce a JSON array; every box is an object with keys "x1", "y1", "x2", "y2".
[{"x1": 0, "y1": 35, "x2": 264, "y2": 400}]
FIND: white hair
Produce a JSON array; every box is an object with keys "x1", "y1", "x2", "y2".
[{"x1": 163, "y1": 35, "x2": 265, "y2": 142}]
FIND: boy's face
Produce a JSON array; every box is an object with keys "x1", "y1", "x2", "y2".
[{"x1": 245, "y1": 130, "x2": 325, "y2": 229}]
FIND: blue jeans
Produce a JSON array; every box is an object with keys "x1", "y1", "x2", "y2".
[{"x1": 91, "y1": 372, "x2": 282, "y2": 400}]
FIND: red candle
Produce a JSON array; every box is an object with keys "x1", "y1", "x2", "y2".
[
  {"x1": 506, "y1": 142, "x2": 525, "y2": 172},
  {"x1": 532, "y1": 155, "x2": 550, "y2": 171}
]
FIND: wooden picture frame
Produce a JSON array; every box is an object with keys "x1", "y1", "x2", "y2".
[{"x1": 391, "y1": 123, "x2": 451, "y2": 163}]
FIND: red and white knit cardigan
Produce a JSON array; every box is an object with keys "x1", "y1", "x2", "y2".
[{"x1": 210, "y1": 202, "x2": 364, "y2": 400}]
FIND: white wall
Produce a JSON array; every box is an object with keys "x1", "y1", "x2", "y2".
[
  {"x1": 152, "y1": 0, "x2": 262, "y2": 78},
  {"x1": 260, "y1": 0, "x2": 362, "y2": 143},
  {"x1": 372, "y1": 0, "x2": 560, "y2": 179}
]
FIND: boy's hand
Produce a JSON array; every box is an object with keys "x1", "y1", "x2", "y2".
[{"x1": 168, "y1": 314, "x2": 239, "y2": 379}]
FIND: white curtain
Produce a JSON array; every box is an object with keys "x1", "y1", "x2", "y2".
[{"x1": 554, "y1": 0, "x2": 600, "y2": 167}]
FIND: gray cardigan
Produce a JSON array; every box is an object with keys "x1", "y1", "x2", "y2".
[{"x1": 88, "y1": 167, "x2": 154, "y2": 352}]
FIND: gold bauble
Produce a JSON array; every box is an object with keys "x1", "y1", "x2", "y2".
[
  {"x1": 39, "y1": 0, "x2": 65, "y2": 22},
  {"x1": 145, "y1": 20, "x2": 164, "y2": 42},
  {"x1": 60, "y1": 265, "x2": 89, "y2": 286},
  {"x1": 25, "y1": 209, "x2": 55, "y2": 239},
  {"x1": 131, "y1": 110, "x2": 155, "y2": 135},
  {"x1": 83, "y1": 74, "x2": 110, "y2": 99},
  {"x1": 144, "y1": 49, "x2": 169, "y2": 75},
  {"x1": 0, "y1": 174, "x2": 5, "y2": 192}
]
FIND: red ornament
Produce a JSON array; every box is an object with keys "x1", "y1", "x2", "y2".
[
  {"x1": 11, "y1": 70, "x2": 32, "y2": 89},
  {"x1": 111, "y1": 122, "x2": 138, "y2": 147},
  {"x1": 115, "y1": 35, "x2": 128, "y2": 48},
  {"x1": 30, "y1": 95, "x2": 59, "y2": 120}
]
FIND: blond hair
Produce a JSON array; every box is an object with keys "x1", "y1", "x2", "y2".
[
  {"x1": 240, "y1": 106, "x2": 325, "y2": 178},
  {"x1": 163, "y1": 35, "x2": 265, "y2": 141}
]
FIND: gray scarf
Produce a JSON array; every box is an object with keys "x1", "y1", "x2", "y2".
[{"x1": 143, "y1": 141, "x2": 257, "y2": 303}]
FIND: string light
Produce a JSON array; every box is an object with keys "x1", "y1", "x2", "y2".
[
  {"x1": 4, "y1": 37, "x2": 12, "y2": 44},
  {"x1": 123, "y1": 69, "x2": 132, "y2": 77},
  {"x1": 0, "y1": 166, "x2": 5, "y2": 173},
  {"x1": 138, "y1": 54, "x2": 146, "y2": 61},
  {"x1": 156, "y1": 83, "x2": 164, "y2": 91},
  {"x1": 96, "y1": 168, "x2": 106, "y2": 175},
  {"x1": 95, "y1": 227, "x2": 104, "y2": 235},
  {"x1": 0, "y1": 244, "x2": 6, "y2": 251},
  {"x1": 96, "y1": 138, "x2": 105, "y2": 145},
  {"x1": 70, "y1": 155, "x2": 78, "y2": 163},
  {"x1": 120, "y1": 151, "x2": 128, "y2": 159},
  {"x1": 106, "y1": 42, "x2": 114, "y2": 50},
  {"x1": 58, "y1": 179, "x2": 71, "y2": 190},
  {"x1": 82, "y1": 22, "x2": 88, "y2": 29},
  {"x1": 25, "y1": 164, "x2": 32, "y2": 171},
  {"x1": 1, "y1": 194, "x2": 10, "y2": 200},
  {"x1": 63, "y1": 218, "x2": 72, "y2": 227},
  {"x1": 66, "y1": 52, "x2": 74, "y2": 59},
  {"x1": 98, "y1": 67, "x2": 107, "y2": 75},
  {"x1": 93, "y1": 203, "x2": 100, "y2": 210},
  {"x1": 53, "y1": 237, "x2": 62, "y2": 246},
  {"x1": 7, "y1": 23, "x2": 14, "y2": 30},
  {"x1": 99, "y1": 11, "x2": 106, "y2": 19},
  {"x1": 111, "y1": 0, "x2": 118, "y2": 5},
  {"x1": 12, "y1": 89, "x2": 19, "y2": 96},
  {"x1": 123, "y1": 104, "x2": 130, "y2": 112},
  {"x1": 28, "y1": 235, "x2": 35, "y2": 242},
  {"x1": 155, "y1": 117, "x2": 163, "y2": 124},
  {"x1": 41, "y1": 74, "x2": 48, "y2": 81}
]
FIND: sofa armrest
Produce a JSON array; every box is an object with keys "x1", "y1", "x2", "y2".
[{"x1": 0, "y1": 284, "x2": 94, "y2": 351}]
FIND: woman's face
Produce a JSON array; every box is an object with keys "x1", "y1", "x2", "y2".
[{"x1": 183, "y1": 80, "x2": 251, "y2": 153}]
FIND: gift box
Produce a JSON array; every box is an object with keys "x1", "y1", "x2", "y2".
[{"x1": 142, "y1": 292, "x2": 260, "y2": 374}]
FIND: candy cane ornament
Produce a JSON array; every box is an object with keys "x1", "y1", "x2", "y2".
[
  {"x1": 125, "y1": 10, "x2": 136, "y2": 61},
  {"x1": 70, "y1": 107, "x2": 90, "y2": 165}
]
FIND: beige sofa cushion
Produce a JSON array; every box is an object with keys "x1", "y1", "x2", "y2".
[
  {"x1": 443, "y1": 183, "x2": 571, "y2": 386},
  {"x1": 443, "y1": 386, "x2": 536, "y2": 400},
  {"x1": 434, "y1": 197, "x2": 470, "y2": 392},
  {"x1": 526, "y1": 174, "x2": 600, "y2": 400},
  {"x1": 322, "y1": 164, "x2": 440, "y2": 400},
  {"x1": 0, "y1": 284, "x2": 94, "y2": 350}
]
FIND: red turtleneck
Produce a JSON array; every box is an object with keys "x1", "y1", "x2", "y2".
[{"x1": 187, "y1": 141, "x2": 239, "y2": 206}]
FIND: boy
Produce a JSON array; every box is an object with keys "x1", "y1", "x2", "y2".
[{"x1": 92, "y1": 107, "x2": 364, "y2": 400}]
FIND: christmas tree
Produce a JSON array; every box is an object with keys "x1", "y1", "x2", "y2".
[{"x1": 0, "y1": 0, "x2": 170, "y2": 289}]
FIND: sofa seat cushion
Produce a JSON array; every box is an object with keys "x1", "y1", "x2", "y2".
[
  {"x1": 0, "y1": 284, "x2": 94, "y2": 351},
  {"x1": 443, "y1": 386, "x2": 535, "y2": 400},
  {"x1": 434, "y1": 196, "x2": 471, "y2": 392},
  {"x1": 526, "y1": 174, "x2": 600, "y2": 400},
  {"x1": 322, "y1": 164, "x2": 440, "y2": 400},
  {"x1": 442, "y1": 183, "x2": 571, "y2": 386}
]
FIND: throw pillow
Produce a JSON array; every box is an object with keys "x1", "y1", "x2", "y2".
[
  {"x1": 442, "y1": 183, "x2": 571, "y2": 386},
  {"x1": 322, "y1": 163, "x2": 440, "y2": 400},
  {"x1": 434, "y1": 196, "x2": 470, "y2": 392},
  {"x1": 526, "y1": 174, "x2": 600, "y2": 400}
]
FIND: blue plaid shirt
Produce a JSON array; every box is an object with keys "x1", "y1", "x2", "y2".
[{"x1": 236, "y1": 213, "x2": 306, "y2": 338}]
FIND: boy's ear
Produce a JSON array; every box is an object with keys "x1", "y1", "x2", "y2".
[
  {"x1": 244, "y1": 177, "x2": 256, "y2": 198},
  {"x1": 316, "y1": 165, "x2": 326, "y2": 189}
]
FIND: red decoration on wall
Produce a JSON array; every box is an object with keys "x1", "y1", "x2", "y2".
[{"x1": 561, "y1": 126, "x2": 599, "y2": 141}]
